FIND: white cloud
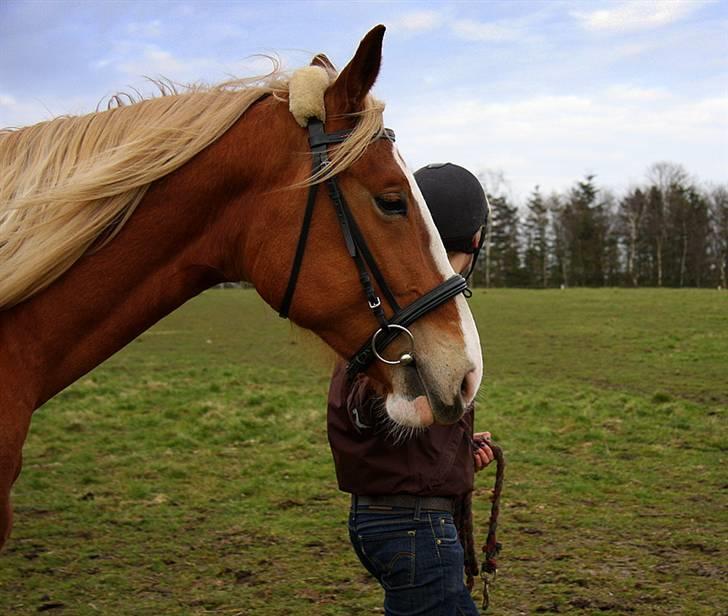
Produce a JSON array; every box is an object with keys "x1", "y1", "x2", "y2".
[
  {"x1": 386, "y1": 88, "x2": 728, "y2": 200},
  {"x1": 126, "y1": 20, "x2": 162, "y2": 38},
  {"x1": 390, "y1": 10, "x2": 442, "y2": 33},
  {"x1": 606, "y1": 84, "x2": 671, "y2": 101},
  {"x1": 611, "y1": 41, "x2": 658, "y2": 58},
  {"x1": 90, "y1": 37, "x2": 281, "y2": 88},
  {"x1": 388, "y1": 12, "x2": 526, "y2": 42},
  {"x1": 573, "y1": 0, "x2": 710, "y2": 32},
  {"x1": 1, "y1": 53, "x2": 280, "y2": 129},
  {"x1": 450, "y1": 18, "x2": 521, "y2": 42},
  {"x1": 122, "y1": 46, "x2": 191, "y2": 77},
  {"x1": 114, "y1": 45, "x2": 218, "y2": 84},
  {"x1": 0, "y1": 94, "x2": 93, "y2": 128}
]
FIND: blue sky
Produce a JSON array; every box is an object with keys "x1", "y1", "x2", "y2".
[{"x1": 1, "y1": 0, "x2": 726, "y2": 201}]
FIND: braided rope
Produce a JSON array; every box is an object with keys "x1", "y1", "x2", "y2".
[
  {"x1": 480, "y1": 440, "x2": 505, "y2": 611},
  {"x1": 457, "y1": 439, "x2": 505, "y2": 611}
]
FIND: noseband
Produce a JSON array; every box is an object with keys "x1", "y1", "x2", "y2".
[{"x1": 278, "y1": 119, "x2": 468, "y2": 377}]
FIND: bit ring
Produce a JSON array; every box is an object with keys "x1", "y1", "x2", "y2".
[{"x1": 371, "y1": 324, "x2": 415, "y2": 366}]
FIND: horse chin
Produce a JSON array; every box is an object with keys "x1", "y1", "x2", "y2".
[
  {"x1": 414, "y1": 396, "x2": 435, "y2": 426},
  {"x1": 384, "y1": 393, "x2": 434, "y2": 428}
]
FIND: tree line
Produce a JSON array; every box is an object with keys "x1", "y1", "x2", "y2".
[{"x1": 476, "y1": 162, "x2": 728, "y2": 289}]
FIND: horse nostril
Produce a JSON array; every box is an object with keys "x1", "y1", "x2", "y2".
[{"x1": 460, "y1": 368, "x2": 478, "y2": 405}]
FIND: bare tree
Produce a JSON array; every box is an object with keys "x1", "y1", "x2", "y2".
[
  {"x1": 619, "y1": 187, "x2": 648, "y2": 286},
  {"x1": 707, "y1": 185, "x2": 728, "y2": 289},
  {"x1": 645, "y1": 162, "x2": 691, "y2": 286}
]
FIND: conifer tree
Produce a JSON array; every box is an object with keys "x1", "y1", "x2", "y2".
[
  {"x1": 524, "y1": 186, "x2": 550, "y2": 287},
  {"x1": 486, "y1": 194, "x2": 521, "y2": 287}
]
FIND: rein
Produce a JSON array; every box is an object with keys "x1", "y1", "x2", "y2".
[
  {"x1": 278, "y1": 119, "x2": 468, "y2": 375},
  {"x1": 477, "y1": 439, "x2": 505, "y2": 611}
]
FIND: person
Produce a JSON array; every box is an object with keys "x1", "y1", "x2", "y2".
[{"x1": 327, "y1": 163, "x2": 493, "y2": 615}]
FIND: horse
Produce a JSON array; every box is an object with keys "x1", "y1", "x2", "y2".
[{"x1": 0, "y1": 25, "x2": 482, "y2": 549}]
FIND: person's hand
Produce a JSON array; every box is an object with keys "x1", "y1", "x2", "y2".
[{"x1": 473, "y1": 431, "x2": 494, "y2": 472}]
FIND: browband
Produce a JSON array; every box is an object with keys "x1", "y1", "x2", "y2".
[{"x1": 308, "y1": 127, "x2": 395, "y2": 149}]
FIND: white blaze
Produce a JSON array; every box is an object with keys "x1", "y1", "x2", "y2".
[
  {"x1": 387, "y1": 147, "x2": 484, "y2": 417},
  {"x1": 393, "y1": 148, "x2": 453, "y2": 280}
]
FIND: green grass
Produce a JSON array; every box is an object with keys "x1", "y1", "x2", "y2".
[{"x1": 1, "y1": 289, "x2": 726, "y2": 615}]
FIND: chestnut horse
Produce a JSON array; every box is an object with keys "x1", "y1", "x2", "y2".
[{"x1": 0, "y1": 26, "x2": 482, "y2": 548}]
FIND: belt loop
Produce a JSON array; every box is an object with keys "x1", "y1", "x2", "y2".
[{"x1": 414, "y1": 497, "x2": 422, "y2": 521}]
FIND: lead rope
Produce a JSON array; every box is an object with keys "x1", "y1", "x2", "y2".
[
  {"x1": 460, "y1": 439, "x2": 505, "y2": 611},
  {"x1": 480, "y1": 439, "x2": 505, "y2": 611}
]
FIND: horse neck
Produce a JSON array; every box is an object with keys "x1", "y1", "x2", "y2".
[
  {"x1": 0, "y1": 195, "x2": 225, "y2": 409},
  {"x1": 0, "y1": 99, "x2": 294, "y2": 409}
]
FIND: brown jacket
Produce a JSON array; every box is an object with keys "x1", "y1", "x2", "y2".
[{"x1": 327, "y1": 361, "x2": 475, "y2": 497}]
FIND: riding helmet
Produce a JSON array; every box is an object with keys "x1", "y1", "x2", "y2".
[{"x1": 414, "y1": 163, "x2": 488, "y2": 254}]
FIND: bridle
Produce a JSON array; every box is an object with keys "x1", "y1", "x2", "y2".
[{"x1": 278, "y1": 119, "x2": 469, "y2": 377}]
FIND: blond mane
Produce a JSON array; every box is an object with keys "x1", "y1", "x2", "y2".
[{"x1": 0, "y1": 68, "x2": 385, "y2": 310}]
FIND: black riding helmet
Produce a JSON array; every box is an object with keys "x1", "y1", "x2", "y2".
[{"x1": 414, "y1": 163, "x2": 489, "y2": 280}]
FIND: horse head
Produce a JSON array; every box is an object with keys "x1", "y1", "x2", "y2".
[{"x1": 230, "y1": 26, "x2": 483, "y2": 427}]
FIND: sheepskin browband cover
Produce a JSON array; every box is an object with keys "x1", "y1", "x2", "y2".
[{"x1": 289, "y1": 65, "x2": 333, "y2": 128}]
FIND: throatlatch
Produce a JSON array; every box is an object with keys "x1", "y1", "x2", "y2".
[{"x1": 278, "y1": 119, "x2": 468, "y2": 376}]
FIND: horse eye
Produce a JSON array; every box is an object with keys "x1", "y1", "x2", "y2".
[{"x1": 375, "y1": 194, "x2": 407, "y2": 216}]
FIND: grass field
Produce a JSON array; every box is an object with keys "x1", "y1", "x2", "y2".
[{"x1": 1, "y1": 289, "x2": 726, "y2": 615}]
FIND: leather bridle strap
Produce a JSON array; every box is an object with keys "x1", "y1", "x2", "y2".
[
  {"x1": 346, "y1": 273, "x2": 467, "y2": 376},
  {"x1": 278, "y1": 118, "x2": 470, "y2": 377},
  {"x1": 279, "y1": 120, "x2": 396, "y2": 322},
  {"x1": 324, "y1": 171, "x2": 401, "y2": 315},
  {"x1": 277, "y1": 165, "x2": 321, "y2": 320}
]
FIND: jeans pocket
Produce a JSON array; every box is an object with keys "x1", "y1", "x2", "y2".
[
  {"x1": 359, "y1": 529, "x2": 417, "y2": 590},
  {"x1": 435, "y1": 514, "x2": 460, "y2": 545}
]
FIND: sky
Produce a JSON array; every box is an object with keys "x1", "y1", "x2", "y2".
[{"x1": 1, "y1": 0, "x2": 726, "y2": 202}]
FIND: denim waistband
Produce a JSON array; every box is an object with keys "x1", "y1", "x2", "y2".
[{"x1": 351, "y1": 494, "x2": 454, "y2": 514}]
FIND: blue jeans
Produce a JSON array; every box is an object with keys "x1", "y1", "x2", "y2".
[{"x1": 348, "y1": 505, "x2": 480, "y2": 616}]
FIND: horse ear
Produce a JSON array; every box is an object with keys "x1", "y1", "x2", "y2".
[
  {"x1": 311, "y1": 53, "x2": 337, "y2": 78},
  {"x1": 327, "y1": 25, "x2": 385, "y2": 117}
]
